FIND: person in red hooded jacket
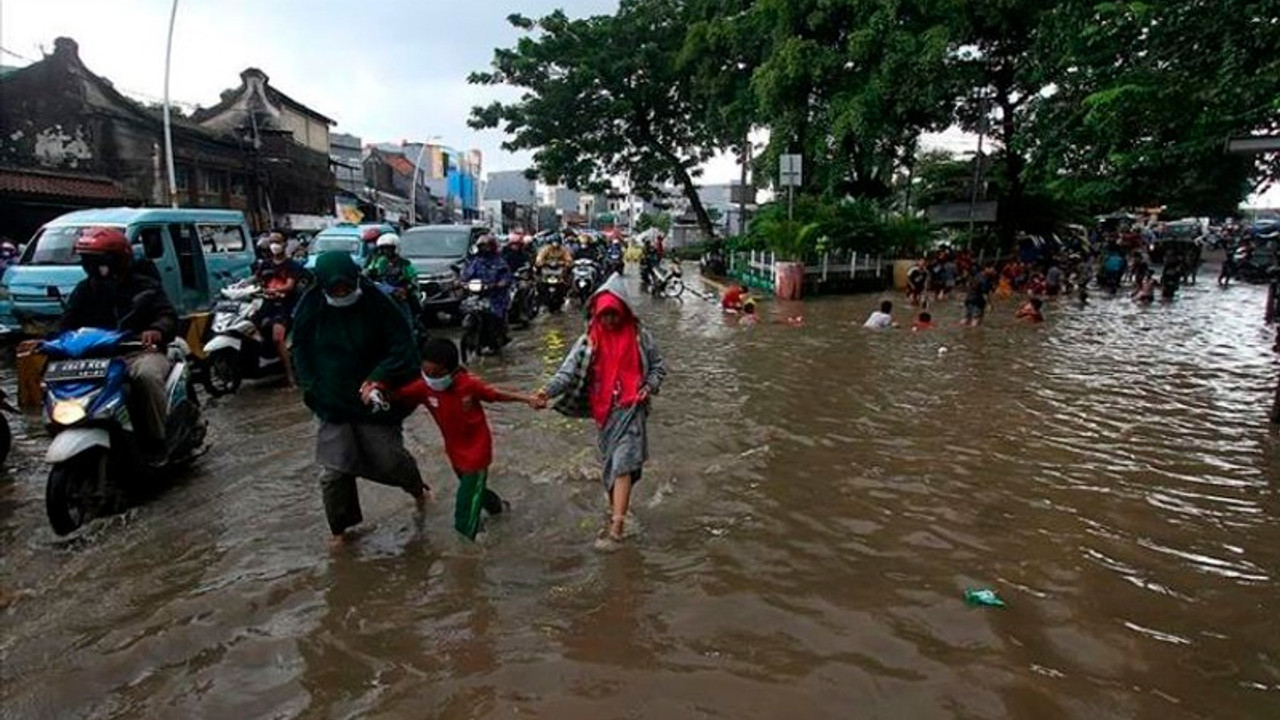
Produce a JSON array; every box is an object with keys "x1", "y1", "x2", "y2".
[{"x1": 536, "y1": 275, "x2": 666, "y2": 549}]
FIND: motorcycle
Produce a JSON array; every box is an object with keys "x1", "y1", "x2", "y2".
[
  {"x1": 373, "y1": 280, "x2": 430, "y2": 341},
  {"x1": 459, "y1": 279, "x2": 505, "y2": 362},
  {"x1": 604, "y1": 246, "x2": 625, "y2": 277},
  {"x1": 508, "y1": 265, "x2": 540, "y2": 329},
  {"x1": 649, "y1": 259, "x2": 686, "y2": 299},
  {"x1": 40, "y1": 327, "x2": 207, "y2": 535},
  {"x1": 538, "y1": 262, "x2": 568, "y2": 314},
  {"x1": 202, "y1": 281, "x2": 284, "y2": 396},
  {"x1": 572, "y1": 258, "x2": 601, "y2": 306},
  {"x1": 0, "y1": 388, "x2": 16, "y2": 468}
]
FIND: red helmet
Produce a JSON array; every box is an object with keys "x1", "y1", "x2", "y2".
[
  {"x1": 75, "y1": 227, "x2": 132, "y2": 260},
  {"x1": 361, "y1": 226, "x2": 382, "y2": 243}
]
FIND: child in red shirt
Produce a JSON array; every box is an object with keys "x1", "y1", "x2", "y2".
[{"x1": 389, "y1": 338, "x2": 540, "y2": 540}]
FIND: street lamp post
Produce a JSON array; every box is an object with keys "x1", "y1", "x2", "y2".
[
  {"x1": 162, "y1": 0, "x2": 180, "y2": 208},
  {"x1": 408, "y1": 136, "x2": 441, "y2": 225}
]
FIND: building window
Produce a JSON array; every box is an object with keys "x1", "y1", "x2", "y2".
[
  {"x1": 230, "y1": 174, "x2": 247, "y2": 196},
  {"x1": 175, "y1": 165, "x2": 192, "y2": 190},
  {"x1": 202, "y1": 171, "x2": 226, "y2": 195}
]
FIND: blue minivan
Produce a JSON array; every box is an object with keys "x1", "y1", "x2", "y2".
[{"x1": 0, "y1": 208, "x2": 258, "y2": 335}]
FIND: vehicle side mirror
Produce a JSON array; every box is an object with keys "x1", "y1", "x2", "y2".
[{"x1": 142, "y1": 233, "x2": 165, "y2": 259}]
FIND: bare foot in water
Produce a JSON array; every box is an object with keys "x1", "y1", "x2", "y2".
[{"x1": 328, "y1": 533, "x2": 348, "y2": 552}]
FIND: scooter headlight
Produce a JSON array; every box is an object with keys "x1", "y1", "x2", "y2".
[{"x1": 52, "y1": 400, "x2": 87, "y2": 425}]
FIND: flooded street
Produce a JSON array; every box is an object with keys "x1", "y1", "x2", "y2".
[{"x1": 2, "y1": 272, "x2": 1278, "y2": 719}]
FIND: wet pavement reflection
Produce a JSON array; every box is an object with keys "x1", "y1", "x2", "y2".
[{"x1": 2, "y1": 270, "x2": 1278, "y2": 719}]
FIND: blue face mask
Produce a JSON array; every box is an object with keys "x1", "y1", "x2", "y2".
[{"x1": 423, "y1": 372, "x2": 454, "y2": 392}]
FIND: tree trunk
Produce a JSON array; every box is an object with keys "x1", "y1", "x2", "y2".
[
  {"x1": 996, "y1": 92, "x2": 1025, "y2": 249},
  {"x1": 673, "y1": 162, "x2": 716, "y2": 240}
]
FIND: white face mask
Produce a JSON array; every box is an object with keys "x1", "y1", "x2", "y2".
[
  {"x1": 269, "y1": 243, "x2": 285, "y2": 256},
  {"x1": 97, "y1": 265, "x2": 111, "y2": 277},
  {"x1": 324, "y1": 287, "x2": 362, "y2": 308},
  {"x1": 423, "y1": 372, "x2": 454, "y2": 392}
]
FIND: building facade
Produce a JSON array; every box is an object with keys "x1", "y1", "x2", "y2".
[{"x1": 0, "y1": 38, "x2": 337, "y2": 239}]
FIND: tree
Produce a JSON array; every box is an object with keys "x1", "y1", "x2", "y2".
[
  {"x1": 1027, "y1": 0, "x2": 1280, "y2": 216},
  {"x1": 749, "y1": 0, "x2": 955, "y2": 201},
  {"x1": 470, "y1": 2, "x2": 732, "y2": 239}
]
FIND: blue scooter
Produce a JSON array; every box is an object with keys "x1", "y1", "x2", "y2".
[{"x1": 40, "y1": 327, "x2": 207, "y2": 535}]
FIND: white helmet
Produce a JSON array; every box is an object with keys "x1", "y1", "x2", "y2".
[{"x1": 376, "y1": 233, "x2": 400, "y2": 248}]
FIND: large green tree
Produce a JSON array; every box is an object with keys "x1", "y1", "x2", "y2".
[
  {"x1": 1027, "y1": 0, "x2": 1280, "y2": 217},
  {"x1": 469, "y1": 2, "x2": 733, "y2": 238},
  {"x1": 749, "y1": 0, "x2": 955, "y2": 200}
]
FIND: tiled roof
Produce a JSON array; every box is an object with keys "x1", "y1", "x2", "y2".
[
  {"x1": 0, "y1": 167, "x2": 131, "y2": 201},
  {"x1": 386, "y1": 155, "x2": 416, "y2": 177}
]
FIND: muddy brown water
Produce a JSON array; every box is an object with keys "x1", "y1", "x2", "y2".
[{"x1": 1, "y1": 271, "x2": 1277, "y2": 719}]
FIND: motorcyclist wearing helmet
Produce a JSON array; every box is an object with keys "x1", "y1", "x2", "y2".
[
  {"x1": 254, "y1": 231, "x2": 304, "y2": 387},
  {"x1": 55, "y1": 227, "x2": 179, "y2": 458},
  {"x1": 360, "y1": 226, "x2": 383, "y2": 269},
  {"x1": 365, "y1": 233, "x2": 422, "y2": 317},
  {"x1": 501, "y1": 235, "x2": 531, "y2": 272},
  {"x1": 461, "y1": 235, "x2": 513, "y2": 347},
  {"x1": 536, "y1": 234, "x2": 573, "y2": 270}
]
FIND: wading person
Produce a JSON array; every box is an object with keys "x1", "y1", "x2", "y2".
[
  {"x1": 380, "y1": 338, "x2": 540, "y2": 541},
  {"x1": 536, "y1": 275, "x2": 666, "y2": 549},
  {"x1": 291, "y1": 251, "x2": 429, "y2": 549}
]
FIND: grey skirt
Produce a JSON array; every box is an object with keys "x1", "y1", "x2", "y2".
[{"x1": 598, "y1": 403, "x2": 648, "y2": 492}]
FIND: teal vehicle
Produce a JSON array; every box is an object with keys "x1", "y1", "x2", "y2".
[
  {"x1": 0, "y1": 208, "x2": 257, "y2": 335},
  {"x1": 304, "y1": 223, "x2": 394, "y2": 270}
]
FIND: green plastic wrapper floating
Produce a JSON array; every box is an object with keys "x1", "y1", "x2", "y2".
[{"x1": 965, "y1": 589, "x2": 1006, "y2": 608}]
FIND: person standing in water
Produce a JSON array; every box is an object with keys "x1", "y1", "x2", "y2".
[
  {"x1": 536, "y1": 275, "x2": 666, "y2": 549},
  {"x1": 291, "y1": 252, "x2": 429, "y2": 549}
]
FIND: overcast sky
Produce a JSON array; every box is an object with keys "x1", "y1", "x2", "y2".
[{"x1": 2, "y1": 0, "x2": 1273, "y2": 204}]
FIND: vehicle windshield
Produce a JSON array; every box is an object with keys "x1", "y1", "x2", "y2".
[
  {"x1": 21, "y1": 225, "x2": 113, "y2": 266},
  {"x1": 310, "y1": 236, "x2": 360, "y2": 255},
  {"x1": 400, "y1": 229, "x2": 471, "y2": 258}
]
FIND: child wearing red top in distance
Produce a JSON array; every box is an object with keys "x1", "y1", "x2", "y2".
[{"x1": 389, "y1": 338, "x2": 540, "y2": 540}]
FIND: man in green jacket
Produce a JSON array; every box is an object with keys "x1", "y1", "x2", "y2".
[{"x1": 292, "y1": 251, "x2": 429, "y2": 548}]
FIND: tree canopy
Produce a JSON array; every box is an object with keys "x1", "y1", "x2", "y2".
[{"x1": 471, "y1": 0, "x2": 1279, "y2": 244}]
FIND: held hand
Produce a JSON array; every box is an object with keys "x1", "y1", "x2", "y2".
[
  {"x1": 533, "y1": 389, "x2": 550, "y2": 409},
  {"x1": 359, "y1": 381, "x2": 380, "y2": 406},
  {"x1": 140, "y1": 330, "x2": 163, "y2": 350},
  {"x1": 17, "y1": 339, "x2": 41, "y2": 355},
  {"x1": 636, "y1": 386, "x2": 651, "y2": 403}
]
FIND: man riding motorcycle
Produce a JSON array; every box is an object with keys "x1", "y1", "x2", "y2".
[
  {"x1": 254, "y1": 232, "x2": 303, "y2": 387},
  {"x1": 536, "y1": 235, "x2": 574, "y2": 270},
  {"x1": 360, "y1": 226, "x2": 383, "y2": 269},
  {"x1": 502, "y1": 235, "x2": 532, "y2": 272},
  {"x1": 365, "y1": 233, "x2": 421, "y2": 318},
  {"x1": 461, "y1": 235, "x2": 514, "y2": 345},
  {"x1": 50, "y1": 228, "x2": 178, "y2": 460}
]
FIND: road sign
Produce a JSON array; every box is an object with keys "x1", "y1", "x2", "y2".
[{"x1": 779, "y1": 154, "x2": 802, "y2": 187}]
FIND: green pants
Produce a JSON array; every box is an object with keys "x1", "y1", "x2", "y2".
[{"x1": 455, "y1": 469, "x2": 505, "y2": 540}]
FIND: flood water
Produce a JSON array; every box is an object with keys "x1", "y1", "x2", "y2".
[{"x1": 2, "y1": 270, "x2": 1278, "y2": 719}]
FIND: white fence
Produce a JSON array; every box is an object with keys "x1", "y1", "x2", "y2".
[{"x1": 730, "y1": 250, "x2": 892, "y2": 287}]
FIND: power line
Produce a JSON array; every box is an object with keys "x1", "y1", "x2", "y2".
[{"x1": 0, "y1": 45, "x2": 36, "y2": 63}]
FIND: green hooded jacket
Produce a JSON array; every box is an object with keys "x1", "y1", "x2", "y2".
[{"x1": 291, "y1": 251, "x2": 420, "y2": 424}]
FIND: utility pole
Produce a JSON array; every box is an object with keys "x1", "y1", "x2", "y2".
[
  {"x1": 738, "y1": 130, "x2": 750, "y2": 236},
  {"x1": 967, "y1": 98, "x2": 987, "y2": 238},
  {"x1": 162, "y1": 0, "x2": 180, "y2": 208}
]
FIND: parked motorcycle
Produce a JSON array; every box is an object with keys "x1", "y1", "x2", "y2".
[
  {"x1": 538, "y1": 262, "x2": 568, "y2": 314},
  {"x1": 508, "y1": 265, "x2": 540, "y2": 329},
  {"x1": 649, "y1": 259, "x2": 686, "y2": 299},
  {"x1": 40, "y1": 327, "x2": 207, "y2": 536},
  {"x1": 203, "y1": 281, "x2": 283, "y2": 396},
  {"x1": 459, "y1": 279, "x2": 505, "y2": 362},
  {"x1": 572, "y1": 258, "x2": 601, "y2": 306}
]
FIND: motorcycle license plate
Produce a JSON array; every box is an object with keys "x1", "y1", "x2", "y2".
[{"x1": 45, "y1": 358, "x2": 112, "y2": 382}]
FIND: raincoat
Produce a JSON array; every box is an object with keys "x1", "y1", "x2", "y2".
[
  {"x1": 461, "y1": 252, "x2": 513, "y2": 319},
  {"x1": 544, "y1": 274, "x2": 666, "y2": 490},
  {"x1": 292, "y1": 251, "x2": 420, "y2": 425}
]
